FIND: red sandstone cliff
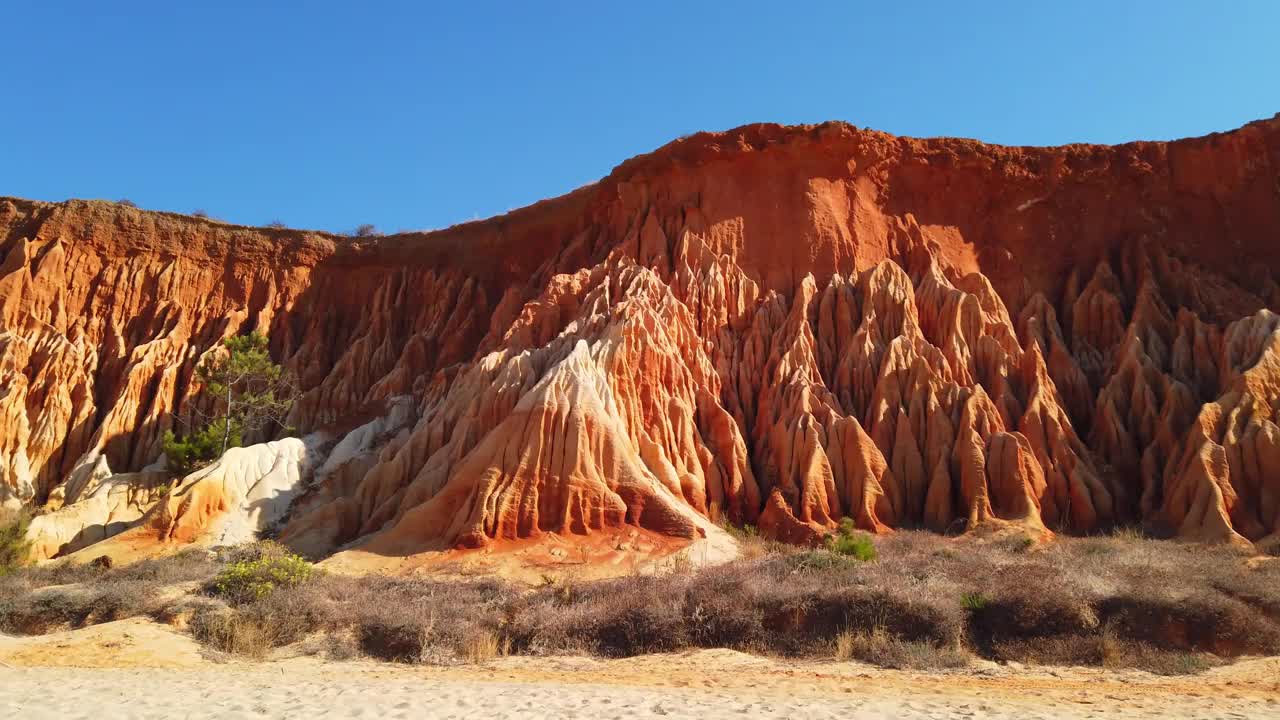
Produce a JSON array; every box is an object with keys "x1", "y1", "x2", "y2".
[{"x1": 3, "y1": 115, "x2": 1280, "y2": 563}]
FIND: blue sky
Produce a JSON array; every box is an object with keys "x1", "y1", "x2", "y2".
[{"x1": 1, "y1": 1, "x2": 1276, "y2": 233}]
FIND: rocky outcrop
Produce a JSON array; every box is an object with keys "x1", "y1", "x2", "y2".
[
  {"x1": 25, "y1": 469, "x2": 170, "y2": 561},
  {"x1": 4, "y1": 114, "x2": 1280, "y2": 564},
  {"x1": 59, "y1": 436, "x2": 325, "y2": 564}
]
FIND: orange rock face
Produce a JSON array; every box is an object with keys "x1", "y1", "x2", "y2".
[{"x1": 3, "y1": 115, "x2": 1280, "y2": 559}]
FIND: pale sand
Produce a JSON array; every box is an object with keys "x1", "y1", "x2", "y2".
[{"x1": 2, "y1": 619, "x2": 1278, "y2": 719}]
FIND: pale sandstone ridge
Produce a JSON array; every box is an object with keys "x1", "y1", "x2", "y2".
[{"x1": 3, "y1": 114, "x2": 1280, "y2": 564}]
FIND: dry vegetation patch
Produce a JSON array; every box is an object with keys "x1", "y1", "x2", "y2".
[
  {"x1": 1, "y1": 534, "x2": 1277, "y2": 675},
  {"x1": 0, "y1": 549, "x2": 221, "y2": 634}
]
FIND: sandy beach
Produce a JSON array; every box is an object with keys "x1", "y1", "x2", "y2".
[{"x1": 1, "y1": 619, "x2": 1277, "y2": 719}]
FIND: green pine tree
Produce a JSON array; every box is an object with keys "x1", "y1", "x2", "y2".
[{"x1": 162, "y1": 332, "x2": 295, "y2": 477}]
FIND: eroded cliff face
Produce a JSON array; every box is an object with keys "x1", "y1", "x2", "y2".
[{"x1": 4, "y1": 115, "x2": 1280, "y2": 563}]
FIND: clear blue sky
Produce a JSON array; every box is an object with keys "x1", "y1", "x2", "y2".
[{"x1": 2, "y1": 1, "x2": 1276, "y2": 234}]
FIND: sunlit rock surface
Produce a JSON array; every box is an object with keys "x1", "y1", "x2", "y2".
[{"x1": 4, "y1": 115, "x2": 1280, "y2": 565}]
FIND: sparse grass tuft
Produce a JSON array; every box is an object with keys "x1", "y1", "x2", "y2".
[
  {"x1": 189, "y1": 609, "x2": 272, "y2": 659},
  {"x1": 833, "y1": 629, "x2": 856, "y2": 660},
  {"x1": 785, "y1": 550, "x2": 858, "y2": 572},
  {"x1": 461, "y1": 628, "x2": 502, "y2": 664},
  {"x1": 538, "y1": 572, "x2": 581, "y2": 606},
  {"x1": 836, "y1": 627, "x2": 968, "y2": 669},
  {"x1": 720, "y1": 522, "x2": 759, "y2": 542},
  {"x1": 995, "y1": 534, "x2": 1036, "y2": 554},
  {"x1": 1110, "y1": 526, "x2": 1148, "y2": 542},
  {"x1": 719, "y1": 519, "x2": 789, "y2": 559}
]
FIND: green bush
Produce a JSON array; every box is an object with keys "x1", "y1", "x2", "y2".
[
  {"x1": 0, "y1": 515, "x2": 32, "y2": 576},
  {"x1": 960, "y1": 592, "x2": 991, "y2": 611},
  {"x1": 828, "y1": 533, "x2": 877, "y2": 561},
  {"x1": 825, "y1": 520, "x2": 877, "y2": 562},
  {"x1": 210, "y1": 551, "x2": 315, "y2": 605},
  {"x1": 162, "y1": 424, "x2": 235, "y2": 478}
]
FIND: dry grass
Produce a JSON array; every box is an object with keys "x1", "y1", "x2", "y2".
[
  {"x1": 833, "y1": 629, "x2": 857, "y2": 660},
  {"x1": 1258, "y1": 538, "x2": 1280, "y2": 558},
  {"x1": 0, "y1": 533, "x2": 1276, "y2": 675},
  {"x1": 461, "y1": 628, "x2": 503, "y2": 664},
  {"x1": 0, "y1": 549, "x2": 222, "y2": 634},
  {"x1": 358, "y1": 618, "x2": 431, "y2": 662},
  {"x1": 189, "y1": 609, "x2": 273, "y2": 659},
  {"x1": 208, "y1": 573, "x2": 523, "y2": 664},
  {"x1": 718, "y1": 521, "x2": 789, "y2": 560},
  {"x1": 833, "y1": 626, "x2": 966, "y2": 669}
]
